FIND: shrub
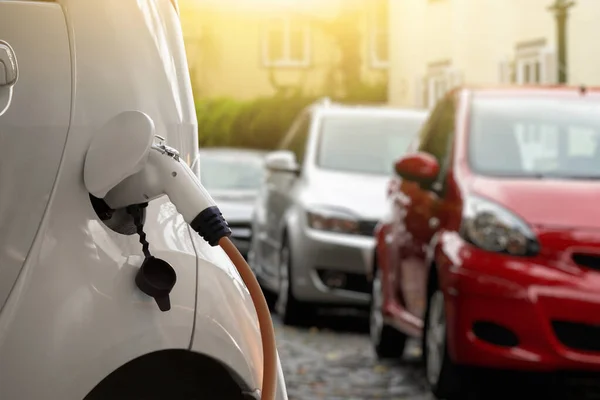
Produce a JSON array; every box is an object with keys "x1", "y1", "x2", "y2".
[
  {"x1": 196, "y1": 93, "x2": 318, "y2": 150},
  {"x1": 195, "y1": 80, "x2": 387, "y2": 150}
]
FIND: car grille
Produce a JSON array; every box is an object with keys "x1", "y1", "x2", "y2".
[
  {"x1": 315, "y1": 269, "x2": 371, "y2": 294},
  {"x1": 358, "y1": 220, "x2": 378, "y2": 237},
  {"x1": 572, "y1": 253, "x2": 600, "y2": 272},
  {"x1": 552, "y1": 320, "x2": 600, "y2": 352}
]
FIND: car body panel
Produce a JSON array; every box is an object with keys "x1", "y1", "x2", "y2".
[
  {"x1": 0, "y1": 0, "x2": 72, "y2": 314},
  {"x1": 0, "y1": 1, "x2": 285, "y2": 399}
]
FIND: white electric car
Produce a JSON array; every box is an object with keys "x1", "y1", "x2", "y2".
[{"x1": 0, "y1": 1, "x2": 287, "y2": 399}]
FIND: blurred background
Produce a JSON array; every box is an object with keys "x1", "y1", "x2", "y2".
[{"x1": 179, "y1": 1, "x2": 600, "y2": 399}]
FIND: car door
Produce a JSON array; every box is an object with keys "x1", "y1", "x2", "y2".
[
  {"x1": 0, "y1": 1, "x2": 72, "y2": 310},
  {"x1": 393, "y1": 97, "x2": 456, "y2": 321},
  {"x1": 261, "y1": 111, "x2": 311, "y2": 279}
]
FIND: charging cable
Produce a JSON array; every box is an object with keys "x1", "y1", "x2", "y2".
[
  {"x1": 219, "y1": 237, "x2": 277, "y2": 400},
  {"x1": 102, "y1": 140, "x2": 278, "y2": 400}
]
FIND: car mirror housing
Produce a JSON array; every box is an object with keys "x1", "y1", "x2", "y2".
[
  {"x1": 393, "y1": 152, "x2": 440, "y2": 185},
  {"x1": 265, "y1": 150, "x2": 300, "y2": 175}
]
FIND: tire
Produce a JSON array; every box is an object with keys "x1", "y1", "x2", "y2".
[
  {"x1": 370, "y1": 267, "x2": 407, "y2": 359},
  {"x1": 423, "y1": 276, "x2": 467, "y2": 400},
  {"x1": 275, "y1": 236, "x2": 316, "y2": 326}
]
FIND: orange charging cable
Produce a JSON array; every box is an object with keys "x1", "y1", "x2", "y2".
[{"x1": 219, "y1": 237, "x2": 277, "y2": 400}]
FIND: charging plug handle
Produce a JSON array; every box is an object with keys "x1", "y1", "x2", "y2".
[{"x1": 190, "y1": 206, "x2": 232, "y2": 246}]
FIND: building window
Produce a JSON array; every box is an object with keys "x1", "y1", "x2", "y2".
[
  {"x1": 498, "y1": 39, "x2": 557, "y2": 85},
  {"x1": 415, "y1": 62, "x2": 463, "y2": 109},
  {"x1": 368, "y1": 0, "x2": 389, "y2": 68},
  {"x1": 261, "y1": 17, "x2": 311, "y2": 68}
]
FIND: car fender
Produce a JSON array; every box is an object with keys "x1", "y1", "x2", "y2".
[
  {"x1": 188, "y1": 230, "x2": 287, "y2": 398},
  {"x1": 371, "y1": 220, "x2": 389, "y2": 281},
  {"x1": 428, "y1": 230, "x2": 461, "y2": 290}
]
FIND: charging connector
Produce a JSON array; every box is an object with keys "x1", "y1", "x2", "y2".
[
  {"x1": 190, "y1": 206, "x2": 231, "y2": 246},
  {"x1": 101, "y1": 138, "x2": 277, "y2": 400}
]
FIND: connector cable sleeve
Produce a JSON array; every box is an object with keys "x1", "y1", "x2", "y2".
[{"x1": 219, "y1": 236, "x2": 277, "y2": 400}]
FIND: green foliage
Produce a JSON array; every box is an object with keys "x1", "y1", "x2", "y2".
[
  {"x1": 195, "y1": 3, "x2": 389, "y2": 150},
  {"x1": 334, "y1": 80, "x2": 388, "y2": 105},
  {"x1": 196, "y1": 93, "x2": 319, "y2": 150}
]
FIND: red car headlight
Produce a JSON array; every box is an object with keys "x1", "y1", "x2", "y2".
[{"x1": 460, "y1": 194, "x2": 540, "y2": 256}]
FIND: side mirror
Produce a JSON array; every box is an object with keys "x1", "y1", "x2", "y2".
[
  {"x1": 265, "y1": 150, "x2": 300, "y2": 175},
  {"x1": 394, "y1": 152, "x2": 440, "y2": 184}
]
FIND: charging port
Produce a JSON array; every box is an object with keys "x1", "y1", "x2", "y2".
[{"x1": 89, "y1": 194, "x2": 145, "y2": 235}]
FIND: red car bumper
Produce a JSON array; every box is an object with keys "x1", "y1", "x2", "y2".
[{"x1": 442, "y1": 237, "x2": 600, "y2": 372}]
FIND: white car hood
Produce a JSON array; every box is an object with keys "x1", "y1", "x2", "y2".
[{"x1": 304, "y1": 170, "x2": 390, "y2": 221}]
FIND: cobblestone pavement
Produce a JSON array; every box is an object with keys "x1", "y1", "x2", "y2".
[
  {"x1": 273, "y1": 311, "x2": 434, "y2": 400},
  {"x1": 273, "y1": 311, "x2": 600, "y2": 400}
]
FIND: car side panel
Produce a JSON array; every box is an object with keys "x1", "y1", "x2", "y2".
[
  {"x1": 0, "y1": 1, "x2": 71, "y2": 313},
  {"x1": 0, "y1": 1, "x2": 199, "y2": 398},
  {"x1": 188, "y1": 231, "x2": 288, "y2": 399}
]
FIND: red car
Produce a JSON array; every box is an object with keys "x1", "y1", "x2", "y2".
[{"x1": 369, "y1": 86, "x2": 600, "y2": 399}]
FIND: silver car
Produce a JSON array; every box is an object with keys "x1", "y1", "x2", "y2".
[
  {"x1": 248, "y1": 99, "x2": 427, "y2": 325},
  {"x1": 199, "y1": 147, "x2": 267, "y2": 258}
]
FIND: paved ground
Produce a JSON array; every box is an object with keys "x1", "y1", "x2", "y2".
[
  {"x1": 273, "y1": 310, "x2": 600, "y2": 400},
  {"x1": 273, "y1": 311, "x2": 433, "y2": 400}
]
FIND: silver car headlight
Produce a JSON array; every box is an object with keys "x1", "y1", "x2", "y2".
[
  {"x1": 306, "y1": 206, "x2": 359, "y2": 235},
  {"x1": 460, "y1": 195, "x2": 540, "y2": 256}
]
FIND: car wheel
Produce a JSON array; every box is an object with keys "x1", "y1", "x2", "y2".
[
  {"x1": 275, "y1": 237, "x2": 316, "y2": 326},
  {"x1": 370, "y1": 267, "x2": 407, "y2": 359},
  {"x1": 423, "y1": 279, "x2": 467, "y2": 399}
]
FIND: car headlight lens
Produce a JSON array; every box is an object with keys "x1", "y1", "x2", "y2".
[
  {"x1": 306, "y1": 207, "x2": 359, "y2": 235},
  {"x1": 460, "y1": 195, "x2": 540, "y2": 256}
]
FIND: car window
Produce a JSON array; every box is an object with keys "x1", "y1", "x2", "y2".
[
  {"x1": 415, "y1": 97, "x2": 456, "y2": 193},
  {"x1": 469, "y1": 96, "x2": 600, "y2": 179},
  {"x1": 316, "y1": 113, "x2": 424, "y2": 175},
  {"x1": 280, "y1": 112, "x2": 311, "y2": 165},
  {"x1": 200, "y1": 154, "x2": 265, "y2": 191},
  {"x1": 418, "y1": 97, "x2": 455, "y2": 165}
]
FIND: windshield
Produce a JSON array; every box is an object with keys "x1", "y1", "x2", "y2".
[
  {"x1": 316, "y1": 114, "x2": 425, "y2": 175},
  {"x1": 469, "y1": 96, "x2": 600, "y2": 179},
  {"x1": 199, "y1": 153, "x2": 265, "y2": 191}
]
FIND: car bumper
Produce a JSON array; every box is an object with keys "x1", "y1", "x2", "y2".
[
  {"x1": 443, "y1": 238, "x2": 600, "y2": 372},
  {"x1": 290, "y1": 227, "x2": 374, "y2": 306}
]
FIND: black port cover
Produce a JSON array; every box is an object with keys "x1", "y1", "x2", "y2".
[{"x1": 135, "y1": 256, "x2": 177, "y2": 312}]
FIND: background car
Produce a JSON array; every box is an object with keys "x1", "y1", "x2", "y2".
[
  {"x1": 248, "y1": 98, "x2": 427, "y2": 326},
  {"x1": 199, "y1": 147, "x2": 267, "y2": 258},
  {"x1": 370, "y1": 86, "x2": 600, "y2": 399}
]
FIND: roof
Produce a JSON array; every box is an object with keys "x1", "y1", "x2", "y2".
[
  {"x1": 458, "y1": 84, "x2": 598, "y2": 97},
  {"x1": 198, "y1": 147, "x2": 268, "y2": 157},
  {"x1": 307, "y1": 98, "x2": 428, "y2": 118}
]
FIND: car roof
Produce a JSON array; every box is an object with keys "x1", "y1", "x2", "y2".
[
  {"x1": 460, "y1": 84, "x2": 598, "y2": 97},
  {"x1": 198, "y1": 147, "x2": 268, "y2": 158},
  {"x1": 312, "y1": 104, "x2": 429, "y2": 119}
]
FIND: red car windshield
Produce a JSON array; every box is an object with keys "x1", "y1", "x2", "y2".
[{"x1": 468, "y1": 95, "x2": 600, "y2": 179}]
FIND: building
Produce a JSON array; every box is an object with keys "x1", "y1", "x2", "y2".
[
  {"x1": 179, "y1": 0, "x2": 389, "y2": 100},
  {"x1": 388, "y1": 0, "x2": 595, "y2": 109}
]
